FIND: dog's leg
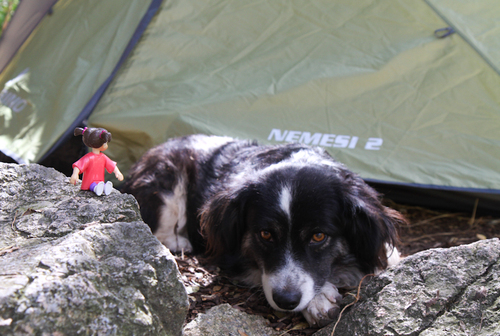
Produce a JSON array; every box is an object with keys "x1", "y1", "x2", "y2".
[
  {"x1": 154, "y1": 182, "x2": 193, "y2": 253},
  {"x1": 386, "y1": 244, "x2": 401, "y2": 267},
  {"x1": 302, "y1": 282, "x2": 342, "y2": 328}
]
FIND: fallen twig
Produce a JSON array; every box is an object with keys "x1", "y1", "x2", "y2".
[
  {"x1": 11, "y1": 210, "x2": 19, "y2": 232},
  {"x1": 469, "y1": 198, "x2": 479, "y2": 227},
  {"x1": 330, "y1": 273, "x2": 374, "y2": 336},
  {"x1": 0, "y1": 245, "x2": 19, "y2": 256},
  {"x1": 403, "y1": 232, "x2": 459, "y2": 243},
  {"x1": 407, "y1": 213, "x2": 465, "y2": 228}
]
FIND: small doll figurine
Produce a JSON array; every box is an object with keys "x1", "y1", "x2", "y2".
[{"x1": 70, "y1": 127, "x2": 124, "y2": 196}]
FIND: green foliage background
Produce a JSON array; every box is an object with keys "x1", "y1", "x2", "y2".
[{"x1": 0, "y1": 0, "x2": 19, "y2": 36}]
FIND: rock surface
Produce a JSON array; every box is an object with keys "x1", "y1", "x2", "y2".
[
  {"x1": 184, "y1": 304, "x2": 283, "y2": 336},
  {"x1": 316, "y1": 238, "x2": 500, "y2": 336},
  {"x1": 3, "y1": 162, "x2": 500, "y2": 336},
  {"x1": 0, "y1": 163, "x2": 189, "y2": 335}
]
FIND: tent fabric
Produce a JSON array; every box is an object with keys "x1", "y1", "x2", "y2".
[
  {"x1": 38, "y1": 0, "x2": 164, "y2": 162},
  {"x1": 0, "y1": 0, "x2": 58, "y2": 74},
  {"x1": 1, "y1": 0, "x2": 500, "y2": 213},
  {"x1": 87, "y1": 0, "x2": 500, "y2": 196},
  {"x1": 425, "y1": 0, "x2": 500, "y2": 76},
  {"x1": 0, "y1": 0, "x2": 154, "y2": 163}
]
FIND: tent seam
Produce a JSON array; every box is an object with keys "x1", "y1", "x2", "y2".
[{"x1": 422, "y1": 0, "x2": 500, "y2": 77}]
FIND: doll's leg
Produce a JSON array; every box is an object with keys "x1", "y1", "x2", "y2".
[
  {"x1": 104, "y1": 181, "x2": 113, "y2": 195},
  {"x1": 90, "y1": 182, "x2": 105, "y2": 196}
]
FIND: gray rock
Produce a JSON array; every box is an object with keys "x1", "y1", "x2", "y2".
[
  {"x1": 184, "y1": 304, "x2": 284, "y2": 336},
  {"x1": 315, "y1": 238, "x2": 500, "y2": 336},
  {"x1": 0, "y1": 163, "x2": 189, "y2": 335},
  {"x1": 6, "y1": 163, "x2": 499, "y2": 336}
]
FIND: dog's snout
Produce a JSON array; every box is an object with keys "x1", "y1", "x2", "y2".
[{"x1": 272, "y1": 289, "x2": 302, "y2": 311}]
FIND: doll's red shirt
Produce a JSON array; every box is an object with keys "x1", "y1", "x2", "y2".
[{"x1": 72, "y1": 152, "x2": 116, "y2": 190}]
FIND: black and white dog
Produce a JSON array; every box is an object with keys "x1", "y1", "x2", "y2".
[{"x1": 122, "y1": 134, "x2": 405, "y2": 327}]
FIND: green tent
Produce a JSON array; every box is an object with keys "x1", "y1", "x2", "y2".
[{"x1": 2, "y1": 0, "x2": 500, "y2": 214}]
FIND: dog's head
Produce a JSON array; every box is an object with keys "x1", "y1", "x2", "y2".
[{"x1": 200, "y1": 154, "x2": 404, "y2": 312}]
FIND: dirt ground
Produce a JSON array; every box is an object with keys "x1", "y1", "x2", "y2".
[{"x1": 175, "y1": 201, "x2": 500, "y2": 335}]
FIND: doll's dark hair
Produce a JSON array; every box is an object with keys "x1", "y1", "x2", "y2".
[{"x1": 74, "y1": 127, "x2": 112, "y2": 149}]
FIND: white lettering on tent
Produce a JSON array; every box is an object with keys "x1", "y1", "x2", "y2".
[
  {"x1": 268, "y1": 129, "x2": 288, "y2": 141},
  {"x1": 0, "y1": 89, "x2": 27, "y2": 113},
  {"x1": 334, "y1": 135, "x2": 350, "y2": 148},
  {"x1": 285, "y1": 131, "x2": 301, "y2": 142},
  {"x1": 348, "y1": 136, "x2": 358, "y2": 149},
  {"x1": 267, "y1": 129, "x2": 382, "y2": 150},
  {"x1": 299, "y1": 132, "x2": 322, "y2": 145},
  {"x1": 365, "y1": 138, "x2": 383, "y2": 150},
  {"x1": 320, "y1": 134, "x2": 335, "y2": 147}
]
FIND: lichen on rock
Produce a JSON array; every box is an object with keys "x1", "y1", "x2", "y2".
[
  {"x1": 316, "y1": 238, "x2": 500, "y2": 336},
  {"x1": 0, "y1": 163, "x2": 189, "y2": 336}
]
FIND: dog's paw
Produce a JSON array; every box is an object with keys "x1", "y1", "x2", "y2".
[
  {"x1": 161, "y1": 235, "x2": 193, "y2": 253},
  {"x1": 302, "y1": 282, "x2": 342, "y2": 328}
]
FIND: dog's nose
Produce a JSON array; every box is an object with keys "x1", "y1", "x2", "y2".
[{"x1": 272, "y1": 290, "x2": 302, "y2": 311}]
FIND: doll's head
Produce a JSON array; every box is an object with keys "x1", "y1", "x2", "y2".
[{"x1": 74, "y1": 127, "x2": 112, "y2": 149}]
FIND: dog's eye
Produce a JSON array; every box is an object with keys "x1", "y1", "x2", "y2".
[
  {"x1": 260, "y1": 230, "x2": 273, "y2": 241},
  {"x1": 311, "y1": 233, "x2": 326, "y2": 243}
]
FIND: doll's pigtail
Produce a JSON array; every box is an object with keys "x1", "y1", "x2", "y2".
[
  {"x1": 99, "y1": 129, "x2": 112, "y2": 144},
  {"x1": 74, "y1": 127, "x2": 86, "y2": 136},
  {"x1": 74, "y1": 127, "x2": 112, "y2": 148}
]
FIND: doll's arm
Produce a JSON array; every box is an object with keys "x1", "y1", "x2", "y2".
[
  {"x1": 114, "y1": 166, "x2": 124, "y2": 181},
  {"x1": 70, "y1": 167, "x2": 81, "y2": 185}
]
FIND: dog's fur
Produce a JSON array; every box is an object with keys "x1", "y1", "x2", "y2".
[{"x1": 121, "y1": 134, "x2": 405, "y2": 327}]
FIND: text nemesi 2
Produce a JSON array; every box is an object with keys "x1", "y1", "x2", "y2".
[{"x1": 267, "y1": 129, "x2": 383, "y2": 150}]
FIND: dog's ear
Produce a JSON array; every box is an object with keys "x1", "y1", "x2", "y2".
[
  {"x1": 199, "y1": 185, "x2": 254, "y2": 261},
  {"x1": 340, "y1": 172, "x2": 405, "y2": 273}
]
